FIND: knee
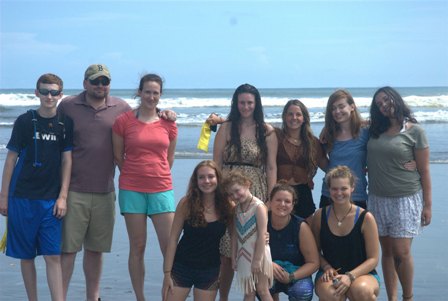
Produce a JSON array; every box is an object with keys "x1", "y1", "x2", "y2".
[
  {"x1": 129, "y1": 241, "x2": 146, "y2": 256},
  {"x1": 43, "y1": 255, "x2": 61, "y2": 264},
  {"x1": 349, "y1": 282, "x2": 377, "y2": 301},
  {"x1": 288, "y1": 280, "x2": 314, "y2": 301},
  {"x1": 256, "y1": 287, "x2": 271, "y2": 298}
]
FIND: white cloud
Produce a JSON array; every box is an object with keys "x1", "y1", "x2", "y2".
[{"x1": 1, "y1": 32, "x2": 77, "y2": 56}]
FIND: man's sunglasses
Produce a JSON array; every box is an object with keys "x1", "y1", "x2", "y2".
[
  {"x1": 89, "y1": 77, "x2": 111, "y2": 86},
  {"x1": 38, "y1": 89, "x2": 62, "y2": 96}
]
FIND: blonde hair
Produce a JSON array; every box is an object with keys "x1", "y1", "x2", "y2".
[{"x1": 325, "y1": 165, "x2": 356, "y2": 189}]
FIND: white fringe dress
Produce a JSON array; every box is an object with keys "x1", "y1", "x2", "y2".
[{"x1": 235, "y1": 199, "x2": 273, "y2": 294}]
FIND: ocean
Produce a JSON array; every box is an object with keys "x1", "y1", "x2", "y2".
[
  {"x1": 1, "y1": 86, "x2": 447, "y2": 163},
  {"x1": 0, "y1": 87, "x2": 447, "y2": 299}
]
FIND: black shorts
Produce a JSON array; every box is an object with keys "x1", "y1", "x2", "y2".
[
  {"x1": 171, "y1": 261, "x2": 220, "y2": 290},
  {"x1": 292, "y1": 184, "x2": 316, "y2": 219}
]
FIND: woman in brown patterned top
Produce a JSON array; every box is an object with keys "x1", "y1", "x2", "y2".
[{"x1": 276, "y1": 99, "x2": 327, "y2": 224}]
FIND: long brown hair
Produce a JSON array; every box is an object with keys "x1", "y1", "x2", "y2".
[
  {"x1": 185, "y1": 160, "x2": 233, "y2": 227},
  {"x1": 281, "y1": 99, "x2": 318, "y2": 177},
  {"x1": 321, "y1": 89, "x2": 363, "y2": 153}
]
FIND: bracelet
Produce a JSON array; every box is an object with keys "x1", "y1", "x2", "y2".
[
  {"x1": 163, "y1": 270, "x2": 171, "y2": 274},
  {"x1": 345, "y1": 271, "x2": 356, "y2": 283},
  {"x1": 289, "y1": 272, "x2": 295, "y2": 283}
]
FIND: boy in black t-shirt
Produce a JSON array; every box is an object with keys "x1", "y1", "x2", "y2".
[{"x1": 0, "y1": 73, "x2": 73, "y2": 300}]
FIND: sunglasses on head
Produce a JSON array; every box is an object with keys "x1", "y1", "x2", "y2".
[
  {"x1": 38, "y1": 88, "x2": 62, "y2": 96},
  {"x1": 89, "y1": 77, "x2": 110, "y2": 86}
]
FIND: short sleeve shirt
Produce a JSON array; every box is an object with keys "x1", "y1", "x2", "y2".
[
  {"x1": 7, "y1": 110, "x2": 74, "y2": 199},
  {"x1": 112, "y1": 111, "x2": 177, "y2": 192},
  {"x1": 322, "y1": 127, "x2": 369, "y2": 201},
  {"x1": 58, "y1": 91, "x2": 131, "y2": 193},
  {"x1": 367, "y1": 124, "x2": 428, "y2": 197}
]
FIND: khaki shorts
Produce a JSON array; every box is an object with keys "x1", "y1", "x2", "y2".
[{"x1": 62, "y1": 191, "x2": 116, "y2": 253}]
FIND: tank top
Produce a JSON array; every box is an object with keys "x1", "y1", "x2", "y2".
[
  {"x1": 320, "y1": 207, "x2": 377, "y2": 275},
  {"x1": 268, "y1": 213, "x2": 305, "y2": 267},
  {"x1": 174, "y1": 220, "x2": 226, "y2": 269}
]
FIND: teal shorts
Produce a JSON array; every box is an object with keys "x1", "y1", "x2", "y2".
[{"x1": 118, "y1": 189, "x2": 175, "y2": 215}]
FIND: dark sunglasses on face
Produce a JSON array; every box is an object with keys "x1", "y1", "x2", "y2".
[
  {"x1": 38, "y1": 88, "x2": 62, "y2": 96},
  {"x1": 89, "y1": 77, "x2": 110, "y2": 86}
]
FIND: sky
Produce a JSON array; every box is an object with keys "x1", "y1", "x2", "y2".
[{"x1": 1, "y1": 0, "x2": 447, "y2": 89}]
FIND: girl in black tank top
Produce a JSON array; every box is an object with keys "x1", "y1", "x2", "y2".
[
  {"x1": 162, "y1": 160, "x2": 233, "y2": 301},
  {"x1": 312, "y1": 166, "x2": 380, "y2": 301}
]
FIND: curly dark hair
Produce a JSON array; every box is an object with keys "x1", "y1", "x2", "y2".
[
  {"x1": 184, "y1": 160, "x2": 233, "y2": 227},
  {"x1": 227, "y1": 83, "x2": 268, "y2": 164},
  {"x1": 369, "y1": 86, "x2": 417, "y2": 138}
]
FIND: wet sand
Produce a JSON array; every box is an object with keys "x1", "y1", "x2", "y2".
[{"x1": 0, "y1": 160, "x2": 446, "y2": 300}]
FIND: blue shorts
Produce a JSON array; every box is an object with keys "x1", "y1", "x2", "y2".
[
  {"x1": 119, "y1": 189, "x2": 175, "y2": 215},
  {"x1": 6, "y1": 197, "x2": 62, "y2": 259},
  {"x1": 171, "y1": 261, "x2": 220, "y2": 290}
]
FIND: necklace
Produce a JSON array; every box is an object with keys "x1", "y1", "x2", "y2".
[
  {"x1": 332, "y1": 203, "x2": 352, "y2": 227},
  {"x1": 240, "y1": 194, "x2": 254, "y2": 216},
  {"x1": 203, "y1": 200, "x2": 215, "y2": 213}
]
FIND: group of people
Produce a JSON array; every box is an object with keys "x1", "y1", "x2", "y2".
[{"x1": 0, "y1": 64, "x2": 431, "y2": 301}]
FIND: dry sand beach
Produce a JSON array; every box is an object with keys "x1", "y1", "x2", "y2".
[{"x1": 0, "y1": 159, "x2": 447, "y2": 300}]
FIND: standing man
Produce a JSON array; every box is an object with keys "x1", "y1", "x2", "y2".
[{"x1": 59, "y1": 64, "x2": 131, "y2": 301}]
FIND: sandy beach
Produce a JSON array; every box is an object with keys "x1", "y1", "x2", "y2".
[{"x1": 0, "y1": 159, "x2": 446, "y2": 300}]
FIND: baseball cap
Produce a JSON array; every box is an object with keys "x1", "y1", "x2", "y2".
[{"x1": 84, "y1": 64, "x2": 111, "y2": 80}]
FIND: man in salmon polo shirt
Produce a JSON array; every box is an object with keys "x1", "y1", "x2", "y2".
[{"x1": 58, "y1": 64, "x2": 131, "y2": 301}]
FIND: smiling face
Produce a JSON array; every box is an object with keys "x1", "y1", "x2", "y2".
[
  {"x1": 227, "y1": 183, "x2": 251, "y2": 204},
  {"x1": 331, "y1": 97, "x2": 354, "y2": 124},
  {"x1": 197, "y1": 166, "x2": 218, "y2": 195},
  {"x1": 284, "y1": 104, "x2": 304, "y2": 131},
  {"x1": 270, "y1": 190, "x2": 294, "y2": 217},
  {"x1": 329, "y1": 177, "x2": 354, "y2": 204},
  {"x1": 374, "y1": 91, "x2": 395, "y2": 118},
  {"x1": 138, "y1": 80, "x2": 161, "y2": 111},
  {"x1": 83, "y1": 76, "x2": 110, "y2": 100},
  {"x1": 237, "y1": 92, "x2": 256, "y2": 119}
]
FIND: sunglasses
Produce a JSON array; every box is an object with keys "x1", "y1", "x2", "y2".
[
  {"x1": 38, "y1": 88, "x2": 62, "y2": 96},
  {"x1": 89, "y1": 77, "x2": 110, "y2": 86}
]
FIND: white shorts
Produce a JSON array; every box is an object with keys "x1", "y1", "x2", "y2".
[{"x1": 368, "y1": 190, "x2": 423, "y2": 238}]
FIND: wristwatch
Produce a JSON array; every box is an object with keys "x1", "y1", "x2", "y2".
[{"x1": 345, "y1": 271, "x2": 356, "y2": 283}]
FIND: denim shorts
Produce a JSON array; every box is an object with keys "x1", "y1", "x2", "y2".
[{"x1": 171, "y1": 261, "x2": 220, "y2": 290}]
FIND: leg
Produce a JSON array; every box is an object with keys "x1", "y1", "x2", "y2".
[
  {"x1": 44, "y1": 255, "x2": 64, "y2": 301},
  {"x1": 380, "y1": 236, "x2": 399, "y2": 301},
  {"x1": 61, "y1": 252, "x2": 77, "y2": 299},
  {"x1": 255, "y1": 273, "x2": 273, "y2": 301},
  {"x1": 391, "y1": 238, "x2": 414, "y2": 301},
  {"x1": 193, "y1": 287, "x2": 218, "y2": 301},
  {"x1": 287, "y1": 277, "x2": 314, "y2": 301},
  {"x1": 218, "y1": 256, "x2": 234, "y2": 301},
  {"x1": 124, "y1": 213, "x2": 148, "y2": 301},
  {"x1": 244, "y1": 291, "x2": 257, "y2": 301},
  {"x1": 151, "y1": 212, "x2": 174, "y2": 256},
  {"x1": 21, "y1": 259, "x2": 38, "y2": 301},
  {"x1": 165, "y1": 286, "x2": 191, "y2": 301},
  {"x1": 346, "y1": 274, "x2": 379, "y2": 301},
  {"x1": 83, "y1": 249, "x2": 103, "y2": 301}
]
